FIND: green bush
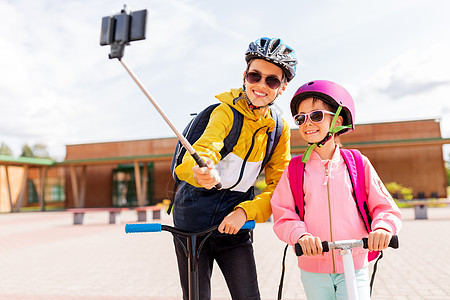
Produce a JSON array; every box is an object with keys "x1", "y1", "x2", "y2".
[
  {"x1": 254, "y1": 178, "x2": 267, "y2": 195},
  {"x1": 385, "y1": 182, "x2": 413, "y2": 200}
]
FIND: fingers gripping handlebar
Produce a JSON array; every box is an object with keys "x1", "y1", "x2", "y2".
[{"x1": 295, "y1": 235, "x2": 399, "y2": 256}]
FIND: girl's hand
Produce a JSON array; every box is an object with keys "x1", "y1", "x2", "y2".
[
  {"x1": 368, "y1": 229, "x2": 392, "y2": 251},
  {"x1": 218, "y1": 208, "x2": 247, "y2": 234},
  {"x1": 297, "y1": 235, "x2": 323, "y2": 256},
  {"x1": 192, "y1": 158, "x2": 220, "y2": 189}
]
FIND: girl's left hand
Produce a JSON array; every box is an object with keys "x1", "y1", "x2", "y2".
[
  {"x1": 368, "y1": 229, "x2": 392, "y2": 251},
  {"x1": 218, "y1": 208, "x2": 247, "y2": 234}
]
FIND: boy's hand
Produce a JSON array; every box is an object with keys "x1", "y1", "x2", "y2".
[
  {"x1": 368, "y1": 229, "x2": 392, "y2": 251},
  {"x1": 218, "y1": 208, "x2": 247, "y2": 234},
  {"x1": 298, "y1": 235, "x2": 323, "y2": 256},
  {"x1": 192, "y1": 158, "x2": 220, "y2": 189}
]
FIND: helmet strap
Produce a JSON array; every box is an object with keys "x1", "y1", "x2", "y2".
[
  {"x1": 241, "y1": 84, "x2": 278, "y2": 111},
  {"x1": 301, "y1": 106, "x2": 351, "y2": 163}
]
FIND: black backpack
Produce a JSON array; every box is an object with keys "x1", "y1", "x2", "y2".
[{"x1": 168, "y1": 103, "x2": 283, "y2": 212}]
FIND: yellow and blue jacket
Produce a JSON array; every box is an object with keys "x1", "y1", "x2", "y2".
[{"x1": 173, "y1": 88, "x2": 291, "y2": 230}]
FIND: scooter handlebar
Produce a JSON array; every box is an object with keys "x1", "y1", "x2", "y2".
[
  {"x1": 295, "y1": 241, "x2": 328, "y2": 256},
  {"x1": 241, "y1": 220, "x2": 256, "y2": 230},
  {"x1": 295, "y1": 235, "x2": 399, "y2": 256},
  {"x1": 125, "y1": 223, "x2": 161, "y2": 233},
  {"x1": 125, "y1": 220, "x2": 255, "y2": 234},
  {"x1": 362, "y1": 234, "x2": 399, "y2": 249}
]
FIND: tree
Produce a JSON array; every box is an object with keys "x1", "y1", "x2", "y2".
[
  {"x1": 32, "y1": 143, "x2": 50, "y2": 158},
  {"x1": 20, "y1": 143, "x2": 50, "y2": 158},
  {"x1": 21, "y1": 144, "x2": 34, "y2": 157},
  {"x1": 0, "y1": 142, "x2": 13, "y2": 156}
]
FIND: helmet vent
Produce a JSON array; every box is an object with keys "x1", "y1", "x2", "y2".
[
  {"x1": 260, "y1": 38, "x2": 267, "y2": 47},
  {"x1": 308, "y1": 82, "x2": 314, "y2": 85},
  {"x1": 283, "y1": 48, "x2": 293, "y2": 55},
  {"x1": 271, "y1": 39, "x2": 281, "y2": 51}
]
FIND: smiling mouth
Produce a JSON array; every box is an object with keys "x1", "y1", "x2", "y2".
[
  {"x1": 253, "y1": 90, "x2": 267, "y2": 97},
  {"x1": 305, "y1": 130, "x2": 319, "y2": 135}
]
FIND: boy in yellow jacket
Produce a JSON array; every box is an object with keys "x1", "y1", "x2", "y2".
[{"x1": 173, "y1": 37, "x2": 297, "y2": 299}]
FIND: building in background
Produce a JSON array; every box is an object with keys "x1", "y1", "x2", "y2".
[{"x1": 1, "y1": 119, "x2": 449, "y2": 212}]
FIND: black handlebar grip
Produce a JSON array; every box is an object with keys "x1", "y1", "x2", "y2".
[
  {"x1": 295, "y1": 241, "x2": 329, "y2": 256},
  {"x1": 294, "y1": 243, "x2": 302, "y2": 256},
  {"x1": 192, "y1": 152, "x2": 222, "y2": 190},
  {"x1": 389, "y1": 235, "x2": 399, "y2": 249},
  {"x1": 362, "y1": 235, "x2": 399, "y2": 249}
]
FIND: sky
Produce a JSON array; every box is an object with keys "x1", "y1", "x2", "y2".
[{"x1": 1, "y1": 0, "x2": 450, "y2": 161}]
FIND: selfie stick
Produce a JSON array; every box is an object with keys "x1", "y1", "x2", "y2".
[{"x1": 100, "y1": 6, "x2": 222, "y2": 189}]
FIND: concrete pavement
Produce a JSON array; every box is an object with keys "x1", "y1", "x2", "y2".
[{"x1": 1, "y1": 206, "x2": 449, "y2": 299}]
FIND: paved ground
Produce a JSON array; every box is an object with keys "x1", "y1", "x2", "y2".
[{"x1": 1, "y1": 206, "x2": 450, "y2": 300}]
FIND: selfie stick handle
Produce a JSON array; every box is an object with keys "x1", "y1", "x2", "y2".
[{"x1": 118, "y1": 59, "x2": 222, "y2": 189}]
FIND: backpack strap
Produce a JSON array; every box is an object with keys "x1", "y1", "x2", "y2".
[
  {"x1": 260, "y1": 109, "x2": 283, "y2": 173},
  {"x1": 341, "y1": 149, "x2": 380, "y2": 264},
  {"x1": 340, "y1": 149, "x2": 372, "y2": 233},
  {"x1": 171, "y1": 103, "x2": 243, "y2": 183},
  {"x1": 342, "y1": 148, "x2": 383, "y2": 294},
  {"x1": 220, "y1": 105, "x2": 243, "y2": 158},
  {"x1": 168, "y1": 103, "x2": 242, "y2": 214},
  {"x1": 279, "y1": 155, "x2": 304, "y2": 300},
  {"x1": 288, "y1": 155, "x2": 305, "y2": 219}
]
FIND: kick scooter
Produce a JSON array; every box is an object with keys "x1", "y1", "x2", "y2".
[
  {"x1": 295, "y1": 235, "x2": 399, "y2": 300},
  {"x1": 125, "y1": 220, "x2": 255, "y2": 300}
]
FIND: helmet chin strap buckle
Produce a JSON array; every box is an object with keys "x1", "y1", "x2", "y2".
[
  {"x1": 247, "y1": 99, "x2": 274, "y2": 110},
  {"x1": 317, "y1": 132, "x2": 334, "y2": 147},
  {"x1": 242, "y1": 85, "x2": 276, "y2": 110}
]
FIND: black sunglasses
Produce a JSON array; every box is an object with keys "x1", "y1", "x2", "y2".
[{"x1": 245, "y1": 71, "x2": 282, "y2": 89}]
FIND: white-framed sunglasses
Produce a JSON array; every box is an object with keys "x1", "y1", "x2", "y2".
[{"x1": 293, "y1": 110, "x2": 336, "y2": 126}]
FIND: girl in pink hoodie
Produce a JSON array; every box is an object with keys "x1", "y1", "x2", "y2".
[{"x1": 271, "y1": 80, "x2": 402, "y2": 299}]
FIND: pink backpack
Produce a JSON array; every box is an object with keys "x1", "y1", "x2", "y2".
[{"x1": 288, "y1": 148, "x2": 380, "y2": 261}]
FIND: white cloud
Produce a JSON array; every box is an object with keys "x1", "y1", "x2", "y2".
[
  {"x1": 1, "y1": 0, "x2": 450, "y2": 160},
  {"x1": 355, "y1": 42, "x2": 450, "y2": 136}
]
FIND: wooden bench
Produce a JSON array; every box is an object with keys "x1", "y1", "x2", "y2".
[
  {"x1": 399, "y1": 199, "x2": 450, "y2": 219},
  {"x1": 67, "y1": 207, "x2": 129, "y2": 225},
  {"x1": 133, "y1": 205, "x2": 165, "y2": 222}
]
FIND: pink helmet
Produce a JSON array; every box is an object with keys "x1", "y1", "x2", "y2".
[{"x1": 290, "y1": 80, "x2": 355, "y2": 134}]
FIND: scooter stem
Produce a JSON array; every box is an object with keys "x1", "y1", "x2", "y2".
[{"x1": 340, "y1": 248, "x2": 359, "y2": 300}]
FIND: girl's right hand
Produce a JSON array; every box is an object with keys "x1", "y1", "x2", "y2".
[{"x1": 297, "y1": 235, "x2": 323, "y2": 256}]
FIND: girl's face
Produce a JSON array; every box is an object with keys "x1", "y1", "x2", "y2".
[
  {"x1": 243, "y1": 59, "x2": 287, "y2": 115},
  {"x1": 296, "y1": 98, "x2": 342, "y2": 144}
]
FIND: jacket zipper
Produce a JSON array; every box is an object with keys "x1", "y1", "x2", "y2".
[{"x1": 325, "y1": 163, "x2": 336, "y2": 273}]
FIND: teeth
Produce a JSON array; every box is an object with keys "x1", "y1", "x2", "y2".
[{"x1": 254, "y1": 91, "x2": 266, "y2": 96}]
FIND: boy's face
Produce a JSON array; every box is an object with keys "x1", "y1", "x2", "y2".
[
  {"x1": 243, "y1": 59, "x2": 287, "y2": 113},
  {"x1": 296, "y1": 98, "x2": 342, "y2": 144}
]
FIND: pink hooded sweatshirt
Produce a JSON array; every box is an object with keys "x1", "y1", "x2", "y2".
[{"x1": 271, "y1": 146, "x2": 402, "y2": 274}]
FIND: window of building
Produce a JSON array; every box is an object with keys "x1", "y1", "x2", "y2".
[{"x1": 112, "y1": 162, "x2": 154, "y2": 207}]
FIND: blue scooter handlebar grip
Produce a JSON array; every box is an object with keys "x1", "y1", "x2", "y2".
[
  {"x1": 295, "y1": 241, "x2": 329, "y2": 256},
  {"x1": 241, "y1": 220, "x2": 255, "y2": 230},
  {"x1": 362, "y1": 234, "x2": 399, "y2": 249},
  {"x1": 125, "y1": 220, "x2": 254, "y2": 234},
  {"x1": 125, "y1": 223, "x2": 161, "y2": 233}
]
